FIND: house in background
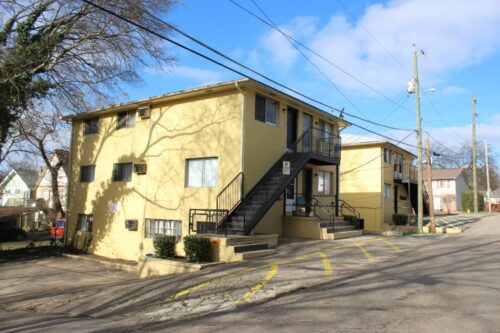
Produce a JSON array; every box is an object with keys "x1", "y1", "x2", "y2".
[
  {"x1": 430, "y1": 168, "x2": 467, "y2": 212},
  {"x1": 63, "y1": 78, "x2": 356, "y2": 262},
  {"x1": 0, "y1": 169, "x2": 38, "y2": 207},
  {"x1": 339, "y1": 134, "x2": 426, "y2": 233},
  {"x1": 35, "y1": 149, "x2": 69, "y2": 211}
]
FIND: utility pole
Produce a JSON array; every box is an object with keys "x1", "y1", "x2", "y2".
[
  {"x1": 485, "y1": 140, "x2": 492, "y2": 213},
  {"x1": 413, "y1": 49, "x2": 424, "y2": 232},
  {"x1": 472, "y1": 97, "x2": 478, "y2": 214},
  {"x1": 425, "y1": 137, "x2": 436, "y2": 232}
]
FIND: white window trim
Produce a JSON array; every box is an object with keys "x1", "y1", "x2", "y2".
[{"x1": 186, "y1": 157, "x2": 218, "y2": 188}]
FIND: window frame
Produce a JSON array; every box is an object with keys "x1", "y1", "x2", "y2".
[
  {"x1": 185, "y1": 157, "x2": 218, "y2": 188},
  {"x1": 255, "y1": 94, "x2": 278, "y2": 126},
  {"x1": 77, "y1": 214, "x2": 93, "y2": 232},
  {"x1": 112, "y1": 162, "x2": 133, "y2": 182},
  {"x1": 145, "y1": 219, "x2": 182, "y2": 241},
  {"x1": 317, "y1": 170, "x2": 332, "y2": 195},
  {"x1": 83, "y1": 117, "x2": 99, "y2": 135},
  {"x1": 116, "y1": 111, "x2": 136, "y2": 130},
  {"x1": 80, "y1": 165, "x2": 96, "y2": 183}
]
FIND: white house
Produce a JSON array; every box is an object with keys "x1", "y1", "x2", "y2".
[
  {"x1": 430, "y1": 168, "x2": 468, "y2": 212},
  {"x1": 0, "y1": 169, "x2": 38, "y2": 207},
  {"x1": 35, "y1": 150, "x2": 69, "y2": 210}
]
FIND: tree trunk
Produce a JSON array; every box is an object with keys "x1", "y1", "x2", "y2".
[{"x1": 50, "y1": 167, "x2": 65, "y2": 217}]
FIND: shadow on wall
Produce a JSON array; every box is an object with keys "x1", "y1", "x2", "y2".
[{"x1": 67, "y1": 94, "x2": 240, "y2": 257}]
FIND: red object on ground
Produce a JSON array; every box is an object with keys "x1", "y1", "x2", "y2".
[{"x1": 50, "y1": 219, "x2": 65, "y2": 238}]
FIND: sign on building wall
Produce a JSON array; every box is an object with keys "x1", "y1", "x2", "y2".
[{"x1": 283, "y1": 161, "x2": 290, "y2": 175}]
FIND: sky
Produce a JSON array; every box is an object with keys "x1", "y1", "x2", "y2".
[{"x1": 124, "y1": 0, "x2": 500, "y2": 162}]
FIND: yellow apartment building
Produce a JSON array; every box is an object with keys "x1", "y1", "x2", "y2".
[
  {"x1": 63, "y1": 78, "x2": 359, "y2": 262},
  {"x1": 339, "y1": 135, "x2": 423, "y2": 233}
]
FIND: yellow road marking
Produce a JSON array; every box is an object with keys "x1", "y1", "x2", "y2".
[
  {"x1": 381, "y1": 238, "x2": 402, "y2": 253},
  {"x1": 355, "y1": 243, "x2": 374, "y2": 261},
  {"x1": 240, "y1": 264, "x2": 279, "y2": 303},
  {"x1": 172, "y1": 281, "x2": 210, "y2": 300},
  {"x1": 168, "y1": 238, "x2": 387, "y2": 303},
  {"x1": 318, "y1": 251, "x2": 333, "y2": 276}
]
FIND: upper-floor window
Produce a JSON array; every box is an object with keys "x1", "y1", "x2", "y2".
[
  {"x1": 112, "y1": 163, "x2": 132, "y2": 182},
  {"x1": 84, "y1": 117, "x2": 99, "y2": 135},
  {"x1": 80, "y1": 165, "x2": 96, "y2": 183},
  {"x1": 318, "y1": 120, "x2": 333, "y2": 139},
  {"x1": 117, "y1": 111, "x2": 136, "y2": 129},
  {"x1": 317, "y1": 171, "x2": 332, "y2": 195},
  {"x1": 383, "y1": 148, "x2": 391, "y2": 163},
  {"x1": 186, "y1": 157, "x2": 218, "y2": 188},
  {"x1": 255, "y1": 94, "x2": 278, "y2": 126}
]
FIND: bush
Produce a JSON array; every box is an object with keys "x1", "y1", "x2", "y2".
[
  {"x1": 153, "y1": 235, "x2": 177, "y2": 259},
  {"x1": 461, "y1": 192, "x2": 484, "y2": 212},
  {"x1": 392, "y1": 214, "x2": 408, "y2": 226},
  {"x1": 343, "y1": 215, "x2": 357, "y2": 224},
  {"x1": 184, "y1": 235, "x2": 212, "y2": 263}
]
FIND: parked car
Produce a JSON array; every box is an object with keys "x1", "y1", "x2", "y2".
[
  {"x1": 50, "y1": 219, "x2": 65, "y2": 242},
  {"x1": 0, "y1": 222, "x2": 28, "y2": 242}
]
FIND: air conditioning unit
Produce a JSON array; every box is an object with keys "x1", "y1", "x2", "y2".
[
  {"x1": 134, "y1": 163, "x2": 147, "y2": 175},
  {"x1": 137, "y1": 104, "x2": 151, "y2": 119},
  {"x1": 125, "y1": 219, "x2": 138, "y2": 231}
]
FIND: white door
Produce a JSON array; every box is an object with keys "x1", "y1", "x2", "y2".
[{"x1": 285, "y1": 178, "x2": 297, "y2": 215}]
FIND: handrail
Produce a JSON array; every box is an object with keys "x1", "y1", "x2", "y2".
[{"x1": 216, "y1": 172, "x2": 243, "y2": 235}]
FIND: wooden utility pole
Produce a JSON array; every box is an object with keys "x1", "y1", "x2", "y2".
[
  {"x1": 472, "y1": 97, "x2": 478, "y2": 214},
  {"x1": 485, "y1": 140, "x2": 492, "y2": 213},
  {"x1": 413, "y1": 50, "x2": 424, "y2": 232},
  {"x1": 425, "y1": 137, "x2": 436, "y2": 232}
]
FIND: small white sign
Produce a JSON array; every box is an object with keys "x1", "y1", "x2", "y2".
[{"x1": 283, "y1": 161, "x2": 290, "y2": 175}]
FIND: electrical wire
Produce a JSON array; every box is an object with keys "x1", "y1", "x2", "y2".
[{"x1": 82, "y1": 0, "x2": 422, "y2": 150}]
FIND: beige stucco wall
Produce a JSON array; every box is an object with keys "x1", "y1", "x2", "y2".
[
  {"x1": 67, "y1": 91, "x2": 243, "y2": 261},
  {"x1": 340, "y1": 144, "x2": 414, "y2": 232}
]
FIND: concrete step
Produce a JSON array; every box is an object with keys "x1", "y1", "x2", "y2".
[
  {"x1": 239, "y1": 249, "x2": 277, "y2": 260},
  {"x1": 234, "y1": 242, "x2": 268, "y2": 253},
  {"x1": 332, "y1": 230, "x2": 363, "y2": 240}
]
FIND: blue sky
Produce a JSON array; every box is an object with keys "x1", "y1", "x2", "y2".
[{"x1": 125, "y1": 0, "x2": 500, "y2": 161}]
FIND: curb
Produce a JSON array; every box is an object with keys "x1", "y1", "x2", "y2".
[{"x1": 62, "y1": 253, "x2": 138, "y2": 273}]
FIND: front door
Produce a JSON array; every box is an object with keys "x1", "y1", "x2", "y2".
[
  {"x1": 287, "y1": 106, "x2": 298, "y2": 148},
  {"x1": 302, "y1": 168, "x2": 313, "y2": 216},
  {"x1": 394, "y1": 185, "x2": 398, "y2": 213},
  {"x1": 285, "y1": 178, "x2": 297, "y2": 215},
  {"x1": 303, "y1": 113, "x2": 313, "y2": 152}
]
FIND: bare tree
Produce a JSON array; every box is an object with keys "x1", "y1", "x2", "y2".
[
  {"x1": 0, "y1": 0, "x2": 176, "y2": 153},
  {"x1": 431, "y1": 141, "x2": 499, "y2": 191},
  {"x1": 1, "y1": 0, "x2": 177, "y2": 214}
]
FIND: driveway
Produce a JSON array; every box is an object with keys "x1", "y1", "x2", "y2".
[{"x1": 1, "y1": 214, "x2": 496, "y2": 332}]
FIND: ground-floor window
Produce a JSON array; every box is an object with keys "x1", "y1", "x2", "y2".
[
  {"x1": 145, "y1": 219, "x2": 182, "y2": 240},
  {"x1": 77, "y1": 214, "x2": 93, "y2": 232},
  {"x1": 317, "y1": 170, "x2": 332, "y2": 195},
  {"x1": 384, "y1": 183, "x2": 391, "y2": 199}
]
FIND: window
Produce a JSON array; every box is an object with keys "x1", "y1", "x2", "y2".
[
  {"x1": 384, "y1": 183, "x2": 391, "y2": 199},
  {"x1": 15, "y1": 189, "x2": 20, "y2": 194},
  {"x1": 80, "y1": 165, "x2": 96, "y2": 183},
  {"x1": 77, "y1": 214, "x2": 93, "y2": 231},
  {"x1": 384, "y1": 148, "x2": 391, "y2": 163},
  {"x1": 186, "y1": 158, "x2": 218, "y2": 187},
  {"x1": 5, "y1": 189, "x2": 10, "y2": 194},
  {"x1": 84, "y1": 117, "x2": 99, "y2": 135},
  {"x1": 145, "y1": 219, "x2": 182, "y2": 240},
  {"x1": 255, "y1": 94, "x2": 278, "y2": 125},
  {"x1": 112, "y1": 163, "x2": 132, "y2": 182},
  {"x1": 319, "y1": 120, "x2": 333, "y2": 138},
  {"x1": 317, "y1": 171, "x2": 332, "y2": 195},
  {"x1": 117, "y1": 111, "x2": 136, "y2": 129}
]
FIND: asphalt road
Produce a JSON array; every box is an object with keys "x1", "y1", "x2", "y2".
[{"x1": 0, "y1": 213, "x2": 498, "y2": 332}]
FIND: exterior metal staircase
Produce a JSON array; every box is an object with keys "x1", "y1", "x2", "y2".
[{"x1": 189, "y1": 128, "x2": 341, "y2": 236}]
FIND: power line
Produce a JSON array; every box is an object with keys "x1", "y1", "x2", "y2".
[
  {"x1": 228, "y1": 0, "x2": 412, "y2": 113},
  {"x1": 82, "y1": 0, "x2": 420, "y2": 149},
  {"x1": 116, "y1": 0, "x2": 414, "y2": 132}
]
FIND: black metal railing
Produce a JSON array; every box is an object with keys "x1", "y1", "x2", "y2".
[
  {"x1": 216, "y1": 172, "x2": 243, "y2": 235},
  {"x1": 302, "y1": 127, "x2": 341, "y2": 159},
  {"x1": 189, "y1": 208, "x2": 228, "y2": 234},
  {"x1": 339, "y1": 199, "x2": 361, "y2": 227}
]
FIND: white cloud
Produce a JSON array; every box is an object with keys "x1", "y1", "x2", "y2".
[
  {"x1": 150, "y1": 65, "x2": 225, "y2": 85},
  {"x1": 441, "y1": 86, "x2": 468, "y2": 95},
  {"x1": 263, "y1": 0, "x2": 500, "y2": 95}
]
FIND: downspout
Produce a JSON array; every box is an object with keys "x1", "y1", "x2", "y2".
[
  {"x1": 235, "y1": 81, "x2": 245, "y2": 191},
  {"x1": 64, "y1": 120, "x2": 74, "y2": 248}
]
